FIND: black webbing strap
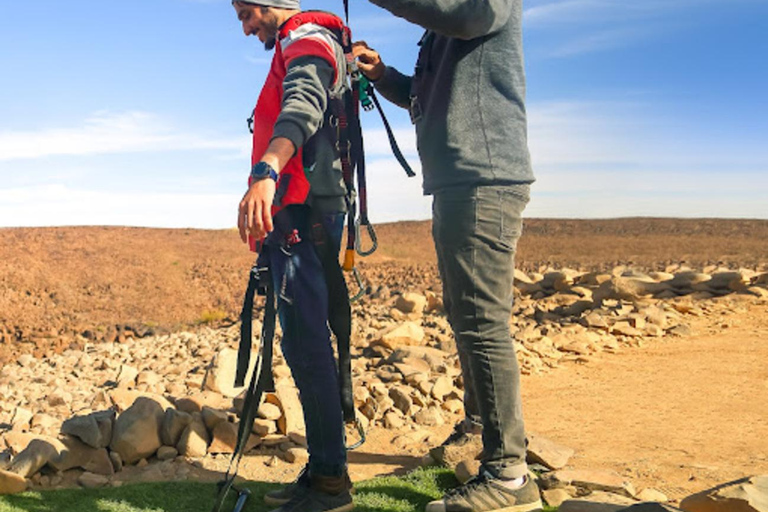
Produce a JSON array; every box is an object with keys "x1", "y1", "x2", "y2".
[
  {"x1": 309, "y1": 209, "x2": 356, "y2": 423},
  {"x1": 212, "y1": 261, "x2": 276, "y2": 512},
  {"x1": 369, "y1": 87, "x2": 416, "y2": 178}
]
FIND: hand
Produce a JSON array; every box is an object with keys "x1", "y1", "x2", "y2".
[
  {"x1": 352, "y1": 41, "x2": 386, "y2": 82},
  {"x1": 238, "y1": 177, "x2": 276, "y2": 243}
]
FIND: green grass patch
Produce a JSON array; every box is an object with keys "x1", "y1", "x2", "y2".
[{"x1": 0, "y1": 467, "x2": 557, "y2": 512}]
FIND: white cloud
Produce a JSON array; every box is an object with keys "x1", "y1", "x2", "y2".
[
  {"x1": 0, "y1": 184, "x2": 240, "y2": 229},
  {"x1": 0, "y1": 111, "x2": 248, "y2": 161},
  {"x1": 1, "y1": 99, "x2": 765, "y2": 228}
]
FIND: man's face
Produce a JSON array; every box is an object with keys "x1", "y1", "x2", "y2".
[{"x1": 233, "y1": 2, "x2": 279, "y2": 45}]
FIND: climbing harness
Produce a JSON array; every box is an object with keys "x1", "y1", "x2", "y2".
[{"x1": 213, "y1": 7, "x2": 413, "y2": 511}]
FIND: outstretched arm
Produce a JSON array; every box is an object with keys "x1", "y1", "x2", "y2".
[
  {"x1": 353, "y1": 41, "x2": 412, "y2": 110},
  {"x1": 368, "y1": 0, "x2": 514, "y2": 40}
]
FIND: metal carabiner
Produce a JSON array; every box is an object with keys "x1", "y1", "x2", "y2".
[
  {"x1": 348, "y1": 267, "x2": 366, "y2": 303},
  {"x1": 345, "y1": 416, "x2": 367, "y2": 451},
  {"x1": 354, "y1": 220, "x2": 378, "y2": 257}
]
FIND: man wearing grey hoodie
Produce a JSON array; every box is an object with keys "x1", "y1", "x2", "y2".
[{"x1": 354, "y1": 1, "x2": 542, "y2": 511}]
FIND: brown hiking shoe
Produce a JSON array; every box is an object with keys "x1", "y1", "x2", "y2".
[
  {"x1": 269, "y1": 471, "x2": 354, "y2": 512},
  {"x1": 265, "y1": 466, "x2": 354, "y2": 509}
]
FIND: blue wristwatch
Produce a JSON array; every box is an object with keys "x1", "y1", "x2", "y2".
[{"x1": 250, "y1": 161, "x2": 278, "y2": 182}]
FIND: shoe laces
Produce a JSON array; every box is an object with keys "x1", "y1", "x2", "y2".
[{"x1": 445, "y1": 472, "x2": 493, "y2": 499}]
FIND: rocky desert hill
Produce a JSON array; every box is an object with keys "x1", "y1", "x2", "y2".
[
  {"x1": 1, "y1": 218, "x2": 767, "y2": 510},
  {"x1": 1, "y1": 218, "x2": 766, "y2": 363}
]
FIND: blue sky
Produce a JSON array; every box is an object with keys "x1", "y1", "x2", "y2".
[{"x1": 0, "y1": 0, "x2": 766, "y2": 228}]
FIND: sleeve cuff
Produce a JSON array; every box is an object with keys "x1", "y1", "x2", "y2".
[{"x1": 271, "y1": 120, "x2": 306, "y2": 154}]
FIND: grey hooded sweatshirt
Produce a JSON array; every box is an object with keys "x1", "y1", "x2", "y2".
[{"x1": 370, "y1": 0, "x2": 535, "y2": 194}]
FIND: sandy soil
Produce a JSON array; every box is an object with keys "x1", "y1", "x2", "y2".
[{"x1": 204, "y1": 300, "x2": 768, "y2": 501}]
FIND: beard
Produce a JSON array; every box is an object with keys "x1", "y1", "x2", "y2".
[{"x1": 264, "y1": 36, "x2": 276, "y2": 51}]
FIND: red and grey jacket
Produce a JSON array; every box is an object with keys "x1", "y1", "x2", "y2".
[{"x1": 248, "y1": 11, "x2": 350, "y2": 252}]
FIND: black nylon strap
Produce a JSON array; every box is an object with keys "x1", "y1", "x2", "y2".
[
  {"x1": 309, "y1": 210, "x2": 356, "y2": 422},
  {"x1": 213, "y1": 263, "x2": 276, "y2": 512},
  {"x1": 370, "y1": 88, "x2": 416, "y2": 178}
]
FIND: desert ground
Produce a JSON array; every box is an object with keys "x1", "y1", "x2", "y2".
[{"x1": 1, "y1": 218, "x2": 767, "y2": 507}]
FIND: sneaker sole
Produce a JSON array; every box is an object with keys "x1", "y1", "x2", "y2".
[
  {"x1": 264, "y1": 492, "x2": 356, "y2": 508},
  {"x1": 324, "y1": 504, "x2": 354, "y2": 512},
  {"x1": 264, "y1": 495, "x2": 292, "y2": 506},
  {"x1": 494, "y1": 500, "x2": 543, "y2": 512}
]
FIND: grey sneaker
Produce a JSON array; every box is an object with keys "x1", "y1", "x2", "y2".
[
  {"x1": 425, "y1": 473, "x2": 542, "y2": 512},
  {"x1": 269, "y1": 472, "x2": 354, "y2": 512},
  {"x1": 264, "y1": 465, "x2": 311, "y2": 506}
]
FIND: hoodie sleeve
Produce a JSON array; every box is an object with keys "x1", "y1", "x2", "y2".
[
  {"x1": 271, "y1": 55, "x2": 334, "y2": 151},
  {"x1": 368, "y1": 0, "x2": 514, "y2": 40},
  {"x1": 373, "y1": 66, "x2": 413, "y2": 110}
]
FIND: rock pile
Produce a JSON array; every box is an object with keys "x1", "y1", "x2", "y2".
[{"x1": 1, "y1": 265, "x2": 766, "y2": 496}]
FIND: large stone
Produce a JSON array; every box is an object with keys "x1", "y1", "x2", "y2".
[
  {"x1": 109, "y1": 396, "x2": 164, "y2": 464},
  {"x1": 176, "y1": 391, "x2": 229, "y2": 414},
  {"x1": 201, "y1": 407, "x2": 228, "y2": 432},
  {"x1": 414, "y1": 406, "x2": 444, "y2": 426},
  {"x1": 177, "y1": 419, "x2": 210, "y2": 458},
  {"x1": 208, "y1": 422, "x2": 238, "y2": 454},
  {"x1": 429, "y1": 432, "x2": 482, "y2": 469},
  {"x1": 526, "y1": 433, "x2": 575, "y2": 470},
  {"x1": 109, "y1": 390, "x2": 173, "y2": 413},
  {"x1": 252, "y1": 419, "x2": 277, "y2": 437},
  {"x1": 10, "y1": 407, "x2": 32, "y2": 432},
  {"x1": 593, "y1": 278, "x2": 666, "y2": 304},
  {"x1": 203, "y1": 348, "x2": 258, "y2": 398},
  {"x1": 49, "y1": 435, "x2": 99, "y2": 472},
  {"x1": 0, "y1": 469, "x2": 27, "y2": 495},
  {"x1": 160, "y1": 409, "x2": 193, "y2": 447},
  {"x1": 378, "y1": 322, "x2": 425, "y2": 350},
  {"x1": 454, "y1": 459, "x2": 481, "y2": 485},
  {"x1": 7, "y1": 439, "x2": 59, "y2": 477},
  {"x1": 61, "y1": 410, "x2": 115, "y2": 449},
  {"x1": 388, "y1": 346, "x2": 449, "y2": 372},
  {"x1": 544, "y1": 469, "x2": 635, "y2": 498},
  {"x1": 208, "y1": 422, "x2": 260, "y2": 455},
  {"x1": 83, "y1": 448, "x2": 115, "y2": 476},
  {"x1": 116, "y1": 364, "x2": 139, "y2": 388},
  {"x1": 543, "y1": 488, "x2": 575, "y2": 508},
  {"x1": 77, "y1": 471, "x2": 109, "y2": 489},
  {"x1": 389, "y1": 387, "x2": 413, "y2": 415},
  {"x1": 275, "y1": 383, "x2": 305, "y2": 446},
  {"x1": 680, "y1": 475, "x2": 768, "y2": 512},
  {"x1": 2, "y1": 432, "x2": 57, "y2": 456},
  {"x1": 257, "y1": 402, "x2": 282, "y2": 421},
  {"x1": 431, "y1": 376, "x2": 453, "y2": 401},
  {"x1": 559, "y1": 496, "x2": 633, "y2": 512},
  {"x1": 395, "y1": 293, "x2": 427, "y2": 314}
]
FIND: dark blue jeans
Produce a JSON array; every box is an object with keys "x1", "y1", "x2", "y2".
[
  {"x1": 432, "y1": 184, "x2": 530, "y2": 480},
  {"x1": 264, "y1": 206, "x2": 346, "y2": 477}
]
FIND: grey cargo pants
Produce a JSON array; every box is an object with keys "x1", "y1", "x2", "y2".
[{"x1": 432, "y1": 184, "x2": 530, "y2": 479}]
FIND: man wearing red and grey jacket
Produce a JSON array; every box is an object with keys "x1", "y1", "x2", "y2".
[{"x1": 232, "y1": 2, "x2": 353, "y2": 512}]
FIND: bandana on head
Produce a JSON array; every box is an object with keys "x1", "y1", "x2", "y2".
[{"x1": 232, "y1": 0, "x2": 300, "y2": 9}]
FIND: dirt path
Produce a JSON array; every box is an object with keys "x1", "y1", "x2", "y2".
[{"x1": 522, "y1": 300, "x2": 768, "y2": 499}]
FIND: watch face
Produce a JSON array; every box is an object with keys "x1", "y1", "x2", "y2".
[{"x1": 251, "y1": 162, "x2": 277, "y2": 181}]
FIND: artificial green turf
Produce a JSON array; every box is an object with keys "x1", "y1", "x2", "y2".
[{"x1": 0, "y1": 467, "x2": 557, "y2": 512}]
